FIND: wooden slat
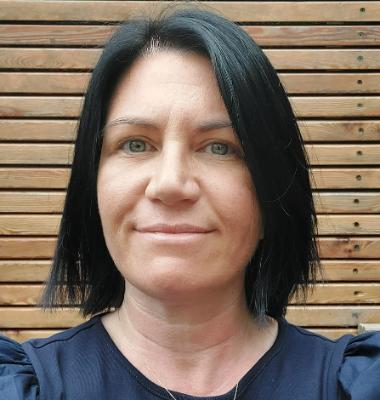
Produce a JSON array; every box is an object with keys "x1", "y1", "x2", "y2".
[
  {"x1": 0, "y1": 237, "x2": 379, "y2": 260},
  {"x1": 0, "y1": 327, "x2": 357, "y2": 342},
  {"x1": 0, "y1": 215, "x2": 61, "y2": 235},
  {"x1": 318, "y1": 237, "x2": 380, "y2": 259},
  {"x1": 299, "y1": 121, "x2": 380, "y2": 142},
  {"x1": 320, "y1": 261, "x2": 380, "y2": 281},
  {"x1": 306, "y1": 144, "x2": 380, "y2": 165},
  {"x1": 2, "y1": 283, "x2": 379, "y2": 306},
  {"x1": 1, "y1": 143, "x2": 380, "y2": 166},
  {"x1": 1, "y1": 25, "x2": 379, "y2": 47},
  {"x1": 2, "y1": 49, "x2": 380, "y2": 71},
  {"x1": 0, "y1": 238, "x2": 56, "y2": 259},
  {"x1": 358, "y1": 323, "x2": 380, "y2": 333},
  {"x1": 1, "y1": 260, "x2": 379, "y2": 283},
  {"x1": 0, "y1": 48, "x2": 100, "y2": 70},
  {"x1": 2, "y1": 191, "x2": 380, "y2": 213},
  {"x1": 314, "y1": 193, "x2": 380, "y2": 214},
  {"x1": 0, "y1": 192, "x2": 65, "y2": 213},
  {"x1": 2, "y1": 72, "x2": 380, "y2": 94},
  {"x1": 0, "y1": 168, "x2": 70, "y2": 189},
  {"x1": 294, "y1": 283, "x2": 380, "y2": 304},
  {"x1": 1, "y1": 214, "x2": 380, "y2": 236},
  {"x1": 0, "y1": 307, "x2": 86, "y2": 328},
  {"x1": 0, "y1": 168, "x2": 378, "y2": 190},
  {"x1": 0, "y1": 120, "x2": 76, "y2": 141},
  {"x1": 266, "y1": 49, "x2": 380, "y2": 71},
  {"x1": 317, "y1": 215, "x2": 380, "y2": 236},
  {"x1": 0, "y1": 261, "x2": 50, "y2": 282},
  {"x1": 0, "y1": 144, "x2": 73, "y2": 165},
  {"x1": 1, "y1": 306, "x2": 378, "y2": 328},
  {"x1": 0, "y1": 329, "x2": 61, "y2": 342},
  {"x1": 307, "y1": 328, "x2": 356, "y2": 339},
  {"x1": 1, "y1": 120, "x2": 379, "y2": 142},
  {"x1": 286, "y1": 306, "x2": 380, "y2": 327},
  {"x1": 312, "y1": 169, "x2": 380, "y2": 189},
  {"x1": 1, "y1": 1, "x2": 380, "y2": 23},
  {"x1": 0, "y1": 260, "x2": 379, "y2": 283},
  {"x1": 1, "y1": 97, "x2": 379, "y2": 118},
  {"x1": 281, "y1": 73, "x2": 380, "y2": 94}
]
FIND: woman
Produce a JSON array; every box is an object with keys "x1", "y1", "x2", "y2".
[{"x1": 0, "y1": 7, "x2": 379, "y2": 400}]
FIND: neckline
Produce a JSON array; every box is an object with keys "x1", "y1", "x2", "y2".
[{"x1": 93, "y1": 313, "x2": 287, "y2": 400}]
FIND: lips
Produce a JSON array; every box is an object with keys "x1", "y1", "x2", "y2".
[{"x1": 136, "y1": 223, "x2": 212, "y2": 234}]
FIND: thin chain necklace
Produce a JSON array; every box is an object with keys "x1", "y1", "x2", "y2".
[{"x1": 163, "y1": 381, "x2": 239, "y2": 400}]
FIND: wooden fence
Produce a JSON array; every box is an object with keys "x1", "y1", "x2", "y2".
[{"x1": 0, "y1": 1, "x2": 379, "y2": 341}]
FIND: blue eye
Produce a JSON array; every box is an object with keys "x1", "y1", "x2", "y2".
[
  {"x1": 210, "y1": 143, "x2": 229, "y2": 155},
  {"x1": 123, "y1": 139, "x2": 146, "y2": 153}
]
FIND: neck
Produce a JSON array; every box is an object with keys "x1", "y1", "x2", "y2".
[{"x1": 102, "y1": 285, "x2": 278, "y2": 396}]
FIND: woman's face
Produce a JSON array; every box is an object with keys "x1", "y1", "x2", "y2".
[{"x1": 97, "y1": 50, "x2": 263, "y2": 301}]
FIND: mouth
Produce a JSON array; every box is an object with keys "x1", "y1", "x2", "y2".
[{"x1": 135, "y1": 223, "x2": 213, "y2": 234}]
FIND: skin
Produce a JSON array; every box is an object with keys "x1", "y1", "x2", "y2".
[{"x1": 97, "y1": 49, "x2": 278, "y2": 396}]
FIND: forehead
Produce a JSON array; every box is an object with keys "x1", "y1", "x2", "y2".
[{"x1": 106, "y1": 50, "x2": 229, "y2": 126}]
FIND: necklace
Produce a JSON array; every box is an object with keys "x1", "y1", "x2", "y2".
[{"x1": 163, "y1": 381, "x2": 239, "y2": 400}]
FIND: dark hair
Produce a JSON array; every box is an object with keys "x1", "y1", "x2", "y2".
[{"x1": 42, "y1": 6, "x2": 320, "y2": 319}]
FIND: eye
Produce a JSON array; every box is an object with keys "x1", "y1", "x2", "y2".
[
  {"x1": 204, "y1": 142, "x2": 237, "y2": 156},
  {"x1": 122, "y1": 139, "x2": 152, "y2": 153}
]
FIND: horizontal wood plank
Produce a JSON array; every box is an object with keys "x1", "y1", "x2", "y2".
[
  {"x1": 0, "y1": 238, "x2": 57, "y2": 259},
  {"x1": 1, "y1": 96, "x2": 379, "y2": 118},
  {"x1": 0, "y1": 237, "x2": 379, "y2": 260},
  {"x1": 312, "y1": 169, "x2": 380, "y2": 189},
  {"x1": 0, "y1": 168, "x2": 379, "y2": 190},
  {"x1": 2, "y1": 49, "x2": 380, "y2": 71},
  {"x1": 286, "y1": 306, "x2": 380, "y2": 326},
  {"x1": 0, "y1": 214, "x2": 380, "y2": 236},
  {"x1": 1, "y1": 25, "x2": 379, "y2": 47},
  {"x1": 0, "y1": 260, "x2": 50, "y2": 282},
  {"x1": 0, "y1": 168, "x2": 70, "y2": 189},
  {"x1": 0, "y1": 307, "x2": 86, "y2": 328},
  {"x1": 318, "y1": 237, "x2": 380, "y2": 259},
  {"x1": 1, "y1": 260, "x2": 379, "y2": 283},
  {"x1": 2, "y1": 260, "x2": 379, "y2": 283},
  {"x1": 314, "y1": 193, "x2": 380, "y2": 214},
  {"x1": 2, "y1": 283, "x2": 379, "y2": 306},
  {"x1": 1, "y1": 2, "x2": 380, "y2": 23},
  {"x1": 1, "y1": 306, "x2": 378, "y2": 328},
  {"x1": 320, "y1": 261, "x2": 380, "y2": 281},
  {"x1": 1, "y1": 143, "x2": 380, "y2": 166},
  {"x1": 1, "y1": 120, "x2": 379, "y2": 142},
  {"x1": 1, "y1": 191, "x2": 379, "y2": 214},
  {"x1": 2, "y1": 72, "x2": 380, "y2": 94}
]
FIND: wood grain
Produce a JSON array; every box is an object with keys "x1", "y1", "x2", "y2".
[
  {"x1": 2, "y1": 49, "x2": 380, "y2": 71},
  {"x1": 1, "y1": 2, "x2": 379, "y2": 23},
  {"x1": 1, "y1": 25, "x2": 379, "y2": 46}
]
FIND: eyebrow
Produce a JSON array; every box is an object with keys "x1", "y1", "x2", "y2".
[{"x1": 103, "y1": 116, "x2": 233, "y2": 133}]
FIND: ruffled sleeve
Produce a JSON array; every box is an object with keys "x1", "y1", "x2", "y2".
[
  {"x1": 338, "y1": 331, "x2": 380, "y2": 399},
  {"x1": 0, "y1": 335, "x2": 39, "y2": 400}
]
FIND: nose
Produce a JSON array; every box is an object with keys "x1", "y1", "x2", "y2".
[{"x1": 145, "y1": 144, "x2": 200, "y2": 205}]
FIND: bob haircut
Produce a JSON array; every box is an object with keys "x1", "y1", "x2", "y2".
[{"x1": 42, "y1": 6, "x2": 320, "y2": 320}]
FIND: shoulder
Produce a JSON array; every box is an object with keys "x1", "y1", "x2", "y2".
[
  {"x1": 338, "y1": 330, "x2": 380, "y2": 400},
  {"x1": 0, "y1": 334, "x2": 39, "y2": 400}
]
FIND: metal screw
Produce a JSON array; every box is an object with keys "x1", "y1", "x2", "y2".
[
  {"x1": 357, "y1": 150, "x2": 363, "y2": 156},
  {"x1": 353, "y1": 268, "x2": 359, "y2": 274},
  {"x1": 354, "y1": 244, "x2": 360, "y2": 251},
  {"x1": 360, "y1": 7, "x2": 366, "y2": 12},
  {"x1": 357, "y1": 79, "x2": 363, "y2": 85},
  {"x1": 356, "y1": 174, "x2": 362, "y2": 181},
  {"x1": 357, "y1": 55, "x2": 364, "y2": 62},
  {"x1": 353, "y1": 198, "x2": 360, "y2": 204},
  {"x1": 357, "y1": 103, "x2": 363, "y2": 108},
  {"x1": 358, "y1": 127, "x2": 364, "y2": 134},
  {"x1": 354, "y1": 221, "x2": 360, "y2": 227}
]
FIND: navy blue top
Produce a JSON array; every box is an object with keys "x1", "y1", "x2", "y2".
[{"x1": 0, "y1": 314, "x2": 379, "y2": 400}]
